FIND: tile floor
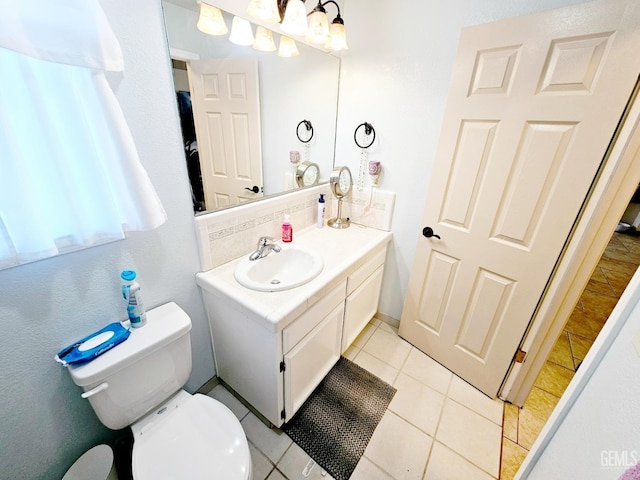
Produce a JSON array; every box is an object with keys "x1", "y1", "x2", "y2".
[
  {"x1": 499, "y1": 230, "x2": 640, "y2": 479},
  {"x1": 207, "y1": 317, "x2": 504, "y2": 480}
]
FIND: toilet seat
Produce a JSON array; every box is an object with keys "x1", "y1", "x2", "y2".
[{"x1": 131, "y1": 393, "x2": 251, "y2": 480}]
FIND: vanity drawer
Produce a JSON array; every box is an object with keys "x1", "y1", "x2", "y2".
[
  {"x1": 347, "y1": 247, "x2": 386, "y2": 296},
  {"x1": 282, "y1": 279, "x2": 347, "y2": 353}
]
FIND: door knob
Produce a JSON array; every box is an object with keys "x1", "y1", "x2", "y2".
[
  {"x1": 422, "y1": 227, "x2": 441, "y2": 239},
  {"x1": 245, "y1": 185, "x2": 260, "y2": 193}
]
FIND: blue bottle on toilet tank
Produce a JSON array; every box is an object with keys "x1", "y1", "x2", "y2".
[{"x1": 121, "y1": 270, "x2": 147, "y2": 328}]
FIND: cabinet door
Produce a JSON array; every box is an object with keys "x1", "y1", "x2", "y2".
[
  {"x1": 342, "y1": 265, "x2": 384, "y2": 352},
  {"x1": 283, "y1": 303, "x2": 344, "y2": 421}
]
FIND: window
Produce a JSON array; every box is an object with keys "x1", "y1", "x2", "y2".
[{"x1": 0, "y1": 0, "x2": 166, "y2": 269}]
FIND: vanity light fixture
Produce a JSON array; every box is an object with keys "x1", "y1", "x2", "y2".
[
  {"x1": 246, "y1": 0, "x2": 281, "y2": 22},
  {"x1": 229, "y1": 16, "x2": 255, "y2": 46},
  {"x1": 246, "y1": 0, "x2": 348, "y2": 52},
  {"x1": 278, "y1": 36, "x2": 300, "y2": 57},
  {"x1": 196, "y1": 2, "x2": 228, "y2": 35},
  {"x1": 305, "y1": 0, "x2": 347, "y2": 51},
  {"x1": 253, "y1": 26, "x2": 277, "y2": 51}
]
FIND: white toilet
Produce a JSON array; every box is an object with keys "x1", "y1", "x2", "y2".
[{"x1": 67, "y1": 302, "x2": 251, "y2": 479}]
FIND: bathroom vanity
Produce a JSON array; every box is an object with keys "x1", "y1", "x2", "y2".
[{"x1": 196, "y1": 225, "x2": 392, "y2": 427}]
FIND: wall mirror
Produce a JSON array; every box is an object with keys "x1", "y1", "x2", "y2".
[{"x1": 162, "y1": 0, "x2": 340, "y2": 213}]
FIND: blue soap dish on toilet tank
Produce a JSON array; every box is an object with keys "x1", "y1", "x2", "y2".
[{"x1": 55, "y1": 322, "x2": 131, "y2": 366}]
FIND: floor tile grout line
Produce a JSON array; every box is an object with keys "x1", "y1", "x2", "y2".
[{"x1": 437, "y1": 397, "x2": 503, "y2": 478}]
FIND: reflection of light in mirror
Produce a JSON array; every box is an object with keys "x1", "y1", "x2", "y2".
[
  {"x1": 253, "y1": 26, "x2": 277, "y2": 52},
  {"x1": 278, "y1": 36, "x2": 299, "y2": 57},
  {"x1": 281, "y1": 0, "x2": 308, "y2": 36},
  {"x1": 229, "y1": 16, "x2": 254, "y2": 45},
  {"x1": 246, "y1": 0, "x2": 281, "y2": 23},
  {"x1": 196, "y1": 3, "x2": 228, "y2": 35}
]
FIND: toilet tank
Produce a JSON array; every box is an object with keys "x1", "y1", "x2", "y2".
[{"x1": 68, "y1": 302, "x2": 193, "y2": 430}]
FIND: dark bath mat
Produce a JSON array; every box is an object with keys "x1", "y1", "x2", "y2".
[{"x1": 282, "y1": 356, "x2": 396, "y2": 480}]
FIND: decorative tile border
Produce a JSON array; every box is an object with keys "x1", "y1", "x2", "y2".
[
  {"x1": 337, "y1": 187, "x2": 396, "y2": 232},
  {"x1": 194, "y1": 185, "x2": 396, "y2": 271}
]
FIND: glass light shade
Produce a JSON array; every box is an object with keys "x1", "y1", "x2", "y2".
[
  {"x1": 278, "y1": 36, "x2": 299, "y2": 57},
  {"x1": 325, "y1": 22, "x2": 348, "y2": 51},
  {"x1": 229, "y1": 16, "x2": 255, "y2": 46},
  {"x1": 196, "y1": 3, "x2": 228, "y2": 35},
  {"x1": 246, "y1": 0, "x2": 281, "y2": 23},
  {"x1": 305, "y1": 10, "x2": 329, "y2": 44},
  {"x1": 281, "y1": 0, "x2": 308, "y2": 36},
  {"x1": 253, "y1": 26, "x2": 277, "y2": 52}
]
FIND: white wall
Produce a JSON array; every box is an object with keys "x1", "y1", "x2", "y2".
[
  {"x1": 335, "y1": 0, "x2": 595, "y2": 319},
  {"x1": 0, "y1": 1, "x2": 212, "y2": 478}
]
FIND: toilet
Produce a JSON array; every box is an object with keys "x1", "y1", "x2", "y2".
[{"x1": 66, "y1": 302, "x2": 251, "y2": 479}]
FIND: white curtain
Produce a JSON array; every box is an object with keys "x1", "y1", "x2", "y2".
[{"x1": 0, "y1": 0, "x2": 167, "y2": 268}]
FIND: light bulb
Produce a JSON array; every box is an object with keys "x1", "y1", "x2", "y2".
[
  {"x1": 229, "y1": 16, "x2": 255, "y2": 46},
  {"x1": 305, "y1": 9, "x2": 329, "y2": 44},
  {"x1": 278, "y1": 36, "x2": 299, "y2": 57},
  {"x1": 281, "y1": 0, "x2": 308, "y2": 36},
  {"x1": 196, "y1": 3, "x2": 228, "y2": 36},
  {"x1": 246, "y1": 0, "x2": 281, "y2": 23},
  {"x1": 325, "y1": 21, "x2": 348, "y2": 51},
  {"x1": 253, "y1": 26, "x2": 277, "y2": 52}
]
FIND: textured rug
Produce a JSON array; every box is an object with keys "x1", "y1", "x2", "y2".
[{"x1": 282, "y1": 356, "x2": 396, "y2": 480}]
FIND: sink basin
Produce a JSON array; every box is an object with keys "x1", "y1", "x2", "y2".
[{"x1": 234, "y1": 245, "x2": 323, "y2": 292}]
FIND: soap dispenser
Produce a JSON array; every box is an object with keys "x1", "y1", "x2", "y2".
[
  {"x1": 317, "y1": 194, "x2": 325, "y2": 228},
  {"x1": 282, "y1": 214, "x2": 293, "y2": 242}
]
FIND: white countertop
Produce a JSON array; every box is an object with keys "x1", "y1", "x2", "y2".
[{"x1": 196, "y1": 224, "x2": 393, "y2": 332}]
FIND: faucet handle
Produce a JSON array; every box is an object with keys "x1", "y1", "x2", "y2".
[{"x1": 257, "y1": 236, "x2": 277, "y2": 247}]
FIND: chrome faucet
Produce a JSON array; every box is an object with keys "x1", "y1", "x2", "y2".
[{"x1": 249, "y1": 236, "x2": 281, "y2": 261}]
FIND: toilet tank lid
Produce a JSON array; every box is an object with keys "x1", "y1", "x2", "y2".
[{"x1": 68, "y1": 302, "x2": 192, "y2": 387}]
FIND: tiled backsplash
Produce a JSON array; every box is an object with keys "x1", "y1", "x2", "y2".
[{"x1": 194, "y1": 185, "x2": 395, "y2": 271}]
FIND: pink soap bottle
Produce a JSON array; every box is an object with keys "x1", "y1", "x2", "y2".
[{"x1": 282, "y1": 214, "x2": 293, "y2": 242}]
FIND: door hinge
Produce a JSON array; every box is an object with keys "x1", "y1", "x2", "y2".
[
  {"x1": 514, "y1": 348, "x2": 527, "y2": 363},
  {"x1": 281, "y1": 409, "x2": 286, "y2": 420},
  {"x1": 280, "y1": 360, "x2": 286, "y2": 372}
]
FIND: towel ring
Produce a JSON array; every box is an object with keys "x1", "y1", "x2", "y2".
[
  {"x1": 354, "y1": 122, "x2": 376, "y2": 149},
  {"x1": 296, "y1": 120, "x2": 314, "y2": 143}
]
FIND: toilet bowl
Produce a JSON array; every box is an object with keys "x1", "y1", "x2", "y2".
[
  {"x1": 66, "y1": 303, "x2": 251, "y2": 479},
  {"x1": 131, "y1": 390, "x2": 251, "y2": 479}
]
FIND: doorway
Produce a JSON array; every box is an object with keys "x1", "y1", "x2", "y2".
[{"x1": 499, "y1": 218, "x2": 640, "y2": 478}]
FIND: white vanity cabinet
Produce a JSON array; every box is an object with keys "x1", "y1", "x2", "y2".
[
  {"x1": 196, "y1": 226, "x2": 392, "y2": 427},
  {"x1": 342, "y1": 248, "x2": 387, "y2": 352},
  {"x1": 282, "y1": 280, "x2": 345, "y2": 421}
]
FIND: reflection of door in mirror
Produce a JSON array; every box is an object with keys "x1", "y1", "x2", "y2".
[
  {"x1": 188, "y1": 58, "x2": 263, "y2": 211},
  {"x1": 173, "y1": 60, "x2": 206, "y2": 213},
  {"x1": 180, "y1": 57, "x2": 263, "y2": 211}
]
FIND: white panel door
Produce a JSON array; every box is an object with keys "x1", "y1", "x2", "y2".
[
  {"x1": 188, "y1": 58, "x2": 263, "y2": 210},
  {"x1": 399, "y1": 0, "x2": 640, "y2": 396}
]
